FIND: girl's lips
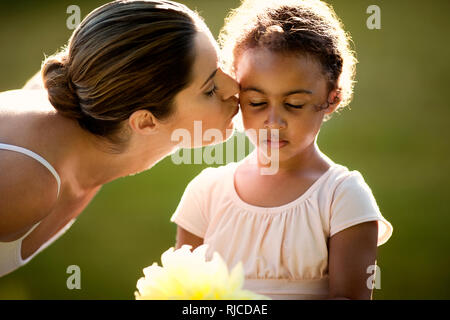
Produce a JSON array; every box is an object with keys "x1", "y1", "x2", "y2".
[{"x1": 263, "y1": 140, "x2": 289, "y2": 148}]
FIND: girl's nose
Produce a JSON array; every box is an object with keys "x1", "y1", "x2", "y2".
[
  {"x1": 264, "y1": 106, "x2": 286, "y2": 129},
  {"x1": 218, "y1": 69, "x2": 239, "y2": 101}
]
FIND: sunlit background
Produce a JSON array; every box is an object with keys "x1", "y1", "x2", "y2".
[{"x1": 0, "y1": 0, "x2": 449, "y2": 299}]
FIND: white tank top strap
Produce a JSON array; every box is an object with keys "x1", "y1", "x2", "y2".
[
  {"x1": 21, "y1": 221, "x2": 42, "y2": 240},
  {"x1": 19, "y1": 218, "x2": 76, "y2": 265},
  {"x1": 0, "y1": 218, "x2": 76, "y2": 277},
  {"x1": 0, "y1": 143, "x2": 61, "y2": 198}
]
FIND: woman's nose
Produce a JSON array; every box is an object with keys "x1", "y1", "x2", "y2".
[{"x1": 218, "y1": 69, "x2": 239, "y2": 101}]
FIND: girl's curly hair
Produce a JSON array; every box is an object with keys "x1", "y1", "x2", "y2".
[{"x1": 219, "y1": 0, "x2": 358, "y2": 116}]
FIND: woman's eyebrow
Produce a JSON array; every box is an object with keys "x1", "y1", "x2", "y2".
[
  {"x1": 241, "y1": 87, "x2": 313, "y2": 95},
  {"x1": 200, "y1": 69, "x2": 218, "y2": 89}
]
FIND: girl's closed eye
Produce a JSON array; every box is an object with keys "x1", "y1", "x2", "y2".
[
  {"x1": 285, "y1": 102, "x2": 304, "y2": 109},
  {"x1": 247, "y1": 101, "x2": 304, "y2": 108},
  {"x1": 249, "y1": 101, "x2": 267, "y2": 107}
]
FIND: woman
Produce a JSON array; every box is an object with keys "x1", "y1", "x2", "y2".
[{"x1": 0, "y1": 0, "x2": 239, "y2": 277}]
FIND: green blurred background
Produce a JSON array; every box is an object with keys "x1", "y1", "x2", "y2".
[{"x1": 0, "y1": 0, "x2": 449, "y2": 299}]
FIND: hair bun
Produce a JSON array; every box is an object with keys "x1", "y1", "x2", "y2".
[{"x1": 41, "y1": 55, "x2": 82, "y2": 119}]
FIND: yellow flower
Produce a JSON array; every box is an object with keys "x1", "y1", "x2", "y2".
[{"x1": 135, "y1": 245, "x2": 269, "y2": 300}]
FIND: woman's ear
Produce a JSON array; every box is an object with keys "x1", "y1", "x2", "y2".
[
  {"x1": 128, "y1": 109, "x2": 158, "y2": 135},
  {"x1": 324, "y1": 89, "x2": 342, "y2": 114}
]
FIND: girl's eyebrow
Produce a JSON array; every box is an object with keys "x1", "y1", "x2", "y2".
[
  {"x1": 284, "y1": 89, "x2": 313, "y2": 95},
  {"x1": 241, "y1": 87, "x2": 313, "y2": 95}
]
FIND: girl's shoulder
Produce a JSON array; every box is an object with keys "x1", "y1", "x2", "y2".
[
  {"x1": 314, "y1": 163, "x2": 378, "y2": 203},
  {"x1": 276, "y1": 151, "x2": 360, "y2": 195},
  {"x1": 325, "y1": 163, "x2": 373, "y2": 190},
  {"x1": 188, "y1": 161, "x2": 238, "y2": 191},
  {"x1": 194, "y1": 159, "x2": 240, "y2": 178}
]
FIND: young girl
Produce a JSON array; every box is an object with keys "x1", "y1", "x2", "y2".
[{"x1": 171, "y1": 0, "x2": 393, "y2": 300}]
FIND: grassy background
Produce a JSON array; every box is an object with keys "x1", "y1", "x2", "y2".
[{"x1": 0, "y1": 0, "x2": 449, "y2": 299}]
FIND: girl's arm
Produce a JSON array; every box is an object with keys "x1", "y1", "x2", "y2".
[
  {"x1": 175, "y1": 226, "x2": 203, "y2": 250},
  {"x1": 328, "y1": 221, "x2": 378, "y2": 300}
]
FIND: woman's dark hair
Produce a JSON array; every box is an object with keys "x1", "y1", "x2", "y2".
[
  {"x1": 42, "y1": 0, "x2": 204, "y2": 150},
  {"x1": 220, "y1": 0, "x2": 357, "y2": 117}
]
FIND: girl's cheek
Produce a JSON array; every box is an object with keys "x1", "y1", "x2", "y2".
[{"x1": 241, "y1": 110, "x2": 252, "y2": 125}]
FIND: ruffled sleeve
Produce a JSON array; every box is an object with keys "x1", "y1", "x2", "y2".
[
  {"x1": 170, "y1": 168, "x2": 211, "y2": 238},
  {"x1": 329, "y1": 171, "x2": 393, "y2": 246}
]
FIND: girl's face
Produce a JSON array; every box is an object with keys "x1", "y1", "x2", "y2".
[
  {"x1": 169, "y1": 30, "x2": 239, "y2": 148},
  {"x1": 236, "y1": 48, "x2": 337, "y2": 162}
]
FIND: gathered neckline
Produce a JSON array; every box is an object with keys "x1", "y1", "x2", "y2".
[{"x1": 228, "y1": 161, "x2": 340, "y2": 214}]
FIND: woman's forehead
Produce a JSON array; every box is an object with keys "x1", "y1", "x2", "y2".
[{"x1": 191, "y1": 31, "x2": 219, "y2": 88}]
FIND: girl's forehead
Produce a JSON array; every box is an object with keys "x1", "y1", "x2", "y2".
[
  {"x1": 236, "y1": 48, "x2": 327, "y2": 93},
  {"x1": 238, "y1": 48, "x2": 321, "y2": 73}
]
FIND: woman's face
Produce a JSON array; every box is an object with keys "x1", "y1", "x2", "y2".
[{"x1": 168, "y1": 29, "x2": 239, "y2": 148}]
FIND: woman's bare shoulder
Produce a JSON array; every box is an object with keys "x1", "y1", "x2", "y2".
[
  {"x1": 22, "y1": 72, "x2": 44, "y2": 90},
  {"x1": 0, "y1": 148, "x2": 59, "y2": 241},
  {"x1": 0, "y1": 89, "x2": 53, "y2": 113},
  {"x1": 0, "y1": 89, "x2": 57, "y2": 147}
]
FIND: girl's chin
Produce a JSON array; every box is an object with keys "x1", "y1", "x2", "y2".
[{"x1": 256, "y1": 146, "x2": 293, "y2": 160}]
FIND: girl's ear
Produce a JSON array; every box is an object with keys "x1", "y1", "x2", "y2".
[
  {"x1": 324, "y1": 89, "x2": 342, "y2": 114},
  {"x1": 128, "y1": 109, "x2": 158, "y2": 135}
]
